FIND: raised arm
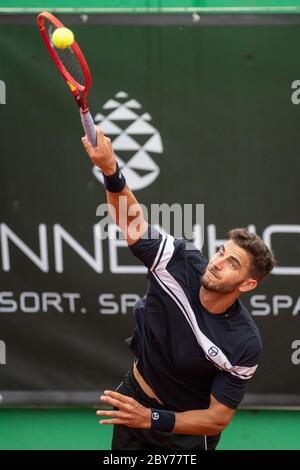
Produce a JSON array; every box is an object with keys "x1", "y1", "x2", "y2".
[{"x1": 81, "y1": 127, "x2": 148, "y2": 245}]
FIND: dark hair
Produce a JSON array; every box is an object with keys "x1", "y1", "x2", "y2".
[{"x1": 228, "y1": 228, "x2": 276, "y2": 283}]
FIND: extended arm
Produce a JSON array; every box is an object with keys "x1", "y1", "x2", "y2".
[
  {"x1": 97, "y1": 391, "x2": 235, "y2": 436},
  {"x1": 82, "y1": 127, "x2": 148, "y2": 245},
  {"x1": 173, "y1": 395, "x2": 235, "y2": 436}
]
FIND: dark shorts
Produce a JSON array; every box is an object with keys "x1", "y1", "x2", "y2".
[{"x1": 111, "y1": 369, "x2": 221, "y2": 451}]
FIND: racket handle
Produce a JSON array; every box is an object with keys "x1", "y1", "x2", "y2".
[{"x1": 80, "y1": 109, "x2": 97, "y2": 147}]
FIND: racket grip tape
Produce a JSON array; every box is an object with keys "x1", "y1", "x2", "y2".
[{"x1": 80, "y1": 109, "x2": 97, "y2": 147}]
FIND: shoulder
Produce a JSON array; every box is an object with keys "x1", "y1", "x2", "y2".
[
  {"x1": 173, "y1": 238, "x2": 208, "y2": 273},
  {"x1": 218, "y1": 301, "x2": 262, "y2": 368},
  {"x1": 233, "y1": 302, "x2": 263, "y2": 365},
  {"x1": 239, "y1": 301, "x2": 263, "y2": 347},
  {"x1": 242, "y1": 334, "x2": 262, "y2": 365}
]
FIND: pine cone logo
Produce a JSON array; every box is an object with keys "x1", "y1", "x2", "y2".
[{"x1": 92, "y1": 91, "x2": 163, "y2": 190}]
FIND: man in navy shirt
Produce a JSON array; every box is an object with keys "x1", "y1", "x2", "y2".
[{"x1": 82, "y1": 128, "x2": 276, "y2": 450}]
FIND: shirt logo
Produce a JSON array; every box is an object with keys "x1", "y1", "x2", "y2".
[
  {"x1": 152, "y1": 411, "x2": 160, "y2": 421},
  {"x1": 208, "y1": 346, "x2": 219, "y2": 357}
]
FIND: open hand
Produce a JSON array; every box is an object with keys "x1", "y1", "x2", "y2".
[{"x1": 96, "y1": 390, "x2": 151, "y2": 429}]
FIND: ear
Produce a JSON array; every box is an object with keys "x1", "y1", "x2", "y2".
[{"x1": 238, "y1": 278, "x2": 257, "y2": 293}]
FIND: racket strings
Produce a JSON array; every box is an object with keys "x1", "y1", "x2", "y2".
[{"x1": 44, "y1": 19, "x2": 86, "y2": 88}]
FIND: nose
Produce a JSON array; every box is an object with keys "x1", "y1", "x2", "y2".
[{"x1": 212, "y1": 259, "x2": 223, "y2": 271}]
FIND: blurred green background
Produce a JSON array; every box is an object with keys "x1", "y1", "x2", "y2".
[
  {"x1": 0, "y1": 409, "x2": 299, "y2": 450},
  {"x1": 2, "y1": 0, "x2": 300, "y2": 12}
]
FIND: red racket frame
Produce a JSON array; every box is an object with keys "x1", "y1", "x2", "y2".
[{"x1": 37, "y1": 11, "x2": 91, "y2": 112}]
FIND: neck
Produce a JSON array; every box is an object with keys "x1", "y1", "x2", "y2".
[{"x1": 199, "y1": 286, "x2": 239, "y2": 314}]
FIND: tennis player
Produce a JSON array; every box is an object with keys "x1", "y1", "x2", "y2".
[{"x1": 82, "y1": 127, "x2": 276, "y2": 450}]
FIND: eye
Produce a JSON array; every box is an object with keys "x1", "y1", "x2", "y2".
[{"x1": 230, "y1": 260, "x2": 238, "y2": 269}]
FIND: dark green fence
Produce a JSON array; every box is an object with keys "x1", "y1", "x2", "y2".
[{"x1": 0, "y1": 13, "x2": 300, "y2": 410}]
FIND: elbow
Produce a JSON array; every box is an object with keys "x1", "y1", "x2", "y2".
[
  {"x1": 204, "y1": 414, "x2": 232, "y2": 436},
  {"x1": 205, "y1": 425, "x2": 225, "y2": 436},
  {"x1": 174, "y1": 407, "x2": 234, "y2": 436},
  {"x1": 187, "y1": 418, "x2": 231, "y2": 436},
  {"x1": 209, "y1": 416, "x2": 232, "y2": 435}
]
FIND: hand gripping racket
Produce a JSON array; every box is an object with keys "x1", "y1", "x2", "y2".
[{"x1": 37, "y1": 11, "x2": 97, "y2": 147}]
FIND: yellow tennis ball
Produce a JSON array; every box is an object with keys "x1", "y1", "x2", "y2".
[{"x1": 52, "y1": 27, "x2": 74, "y2": 49}]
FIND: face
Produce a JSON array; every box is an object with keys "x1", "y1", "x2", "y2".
[{"x1": 201, "y1": 240, "x2": 257, "y2": 294}]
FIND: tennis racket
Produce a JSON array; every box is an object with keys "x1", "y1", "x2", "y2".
[{"x1": 37, "y1": 11, "x2": 97, "y2": 147}]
